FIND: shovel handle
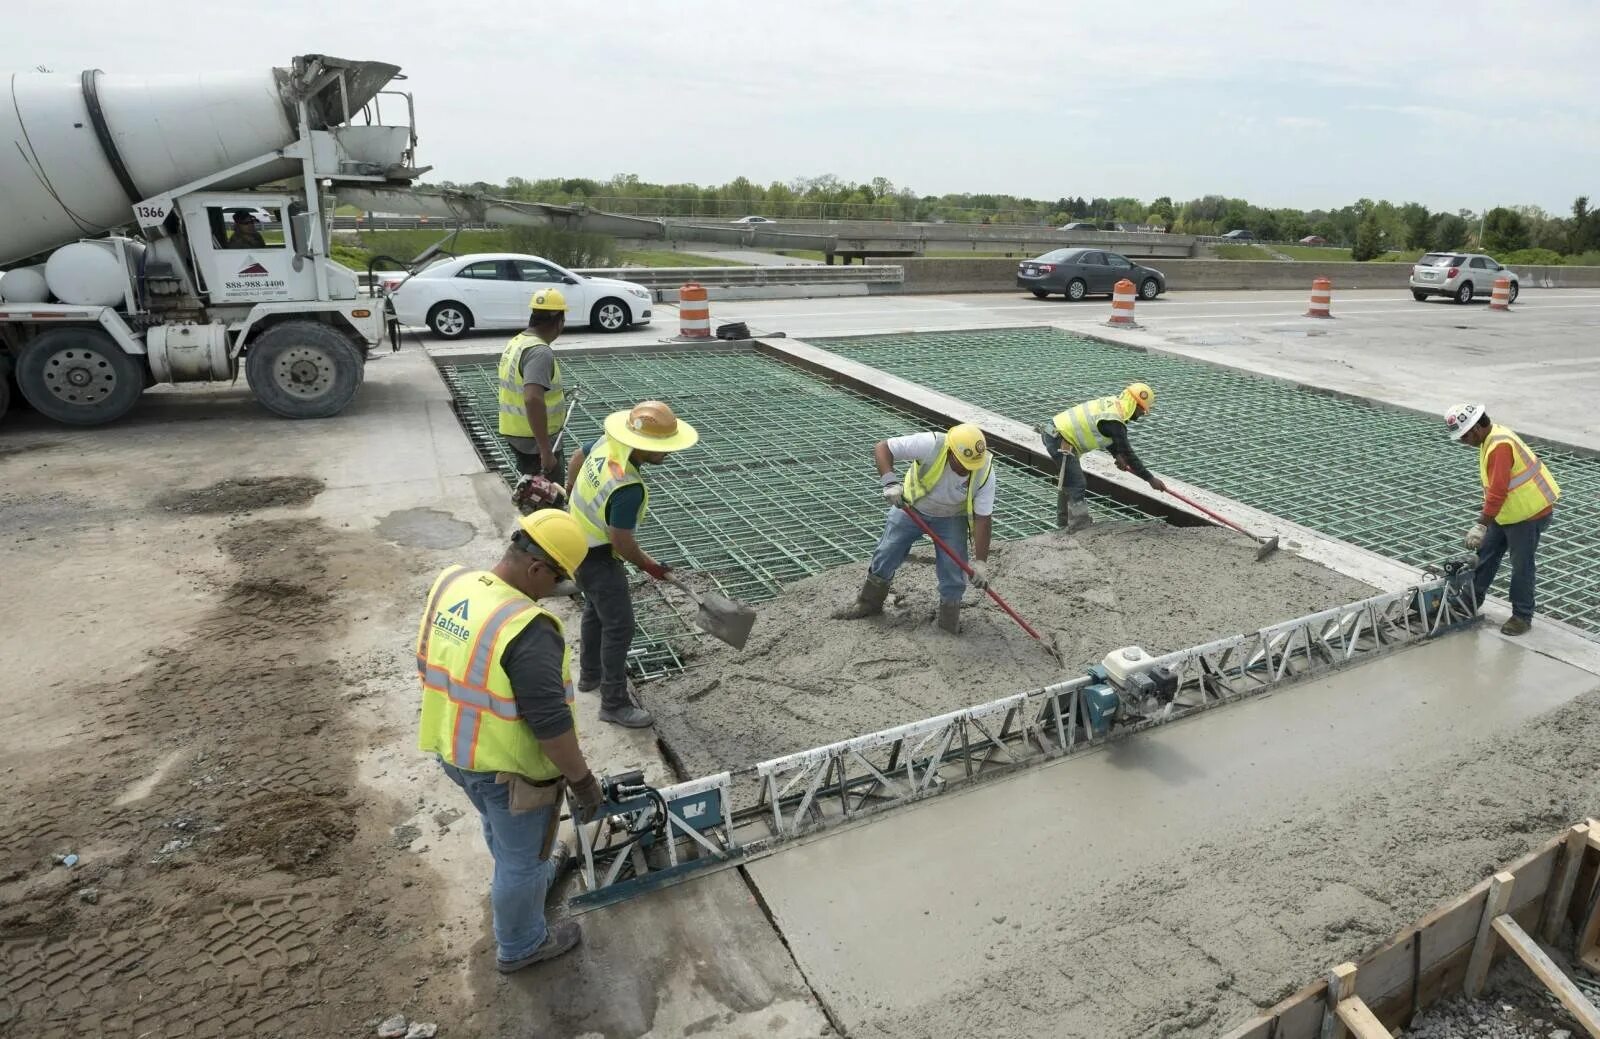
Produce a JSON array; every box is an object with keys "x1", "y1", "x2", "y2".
[
  {"x1": 1161, "y1": 487, "x2": 1254, "y2": 538},
  {"x1": 898, "y1": 506, "x2": 1046, "y2": 643}
]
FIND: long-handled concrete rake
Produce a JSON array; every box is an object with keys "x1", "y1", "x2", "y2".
[
  {"x1": 1163, "y1": 487, "x2": 1280, "y2": 561},
  {"x1": 899, "y1": 505, "x2": 1064, "y2": 664}
]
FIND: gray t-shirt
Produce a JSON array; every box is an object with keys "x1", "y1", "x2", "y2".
[{"x1": 503, "y1": 340, "x2": 559, "y2": 454}]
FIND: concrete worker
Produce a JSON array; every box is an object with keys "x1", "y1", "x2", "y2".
[
  {"x1": 1444, "y1": 402, "x2": 1561, "y2": 636},
  {"x1": 497, "y1": 288, "x2": 569, "y2": 481},
  {"x1": 567, "y1": 400, "x2": 700, "y2": 728},
  {"x1": 835, "y1": 422, "x2": 995, "y2": 635},
  {"x1": 415, "y1": 509, "x2": 604, "y2": 972},
  {"x1": 1041, "y1": 382, "x2": 1165, "y2": 531},
  {"x1": 226, "y1": 211, "x2": 265, "y2": 249}
]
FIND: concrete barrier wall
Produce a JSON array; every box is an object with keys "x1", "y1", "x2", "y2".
[{"x1": 888, "y1": 258, "x2": 1600, "y2": 294}]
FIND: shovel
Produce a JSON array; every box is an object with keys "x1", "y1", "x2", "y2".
[
  {"x1": 898, "y1": 505, "x2": 1063, "y2": 664},
  {"x1": 1162, "y1": 487, "x2": 1280, "y2": 561},
  {"x1": 666, "y1": 576, "x2": 757, "y2": 650}
]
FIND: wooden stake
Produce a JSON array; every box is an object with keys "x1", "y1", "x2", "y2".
[
  {"x1": 1493, "y1": 915, "x2": 1600, "y2": 1037},
  {"x1": 1542, "y1": 823, "x2": 1592, "y2": 944},
  {"x1": 1465, "y1": 872, "x2": 1516, "y2": 998},
  {"x1": 1336, "y1": 996, "x2": 1395, "y2": 1039},
  {"x1": 1322, "y1": 962, "x2": 1359, "y2": 1039}
]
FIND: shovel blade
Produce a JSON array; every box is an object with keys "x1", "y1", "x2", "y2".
[{"x1": 696, "y1": 593, "x2": 757, "y2": 649}]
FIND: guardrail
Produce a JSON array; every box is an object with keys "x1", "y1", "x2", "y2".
[{"x1": 574, "y1": 265, "x2": 904, "y2": 288}]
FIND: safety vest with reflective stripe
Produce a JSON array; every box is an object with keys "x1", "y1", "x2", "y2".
[
  {"x1": 415, "y1": 566, "x2": 575, "y2": 780},
  {"x1": 570, "y1": 434, "x2": 650, "y2": 547},
  {"x1": 1052, "y1": 395, "x2": 1133, "y2": 455},
  {"x1": 903, "y1": 433, "x2": 994, "y2": 519},
  {"x1": 1479, "y1": 424, "x2": 1560, "y2": 525},
  {"x1": 497, "y1": 333, "x2": 566, "y2": 438}
]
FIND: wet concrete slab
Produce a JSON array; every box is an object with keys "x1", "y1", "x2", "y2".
[{"x1": 746, "y1": 627, "x2": 1600, "y2": 1038}]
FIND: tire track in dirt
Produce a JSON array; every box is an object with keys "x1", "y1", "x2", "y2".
[{"x1": 0, "y1": 503, "x2": 439, "y2": 1038}]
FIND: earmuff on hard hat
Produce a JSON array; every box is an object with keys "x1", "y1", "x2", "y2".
[
  {"x1": 529, "y1": 287, "x2": 567, "y2": 312},
  {"x1": 947, "y1": 423, "x2": 988, "y2": 468}
]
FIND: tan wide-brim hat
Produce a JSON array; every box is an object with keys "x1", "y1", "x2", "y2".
[{"x1": 604, "y1": 399, "x2": 700, "y2": 452}]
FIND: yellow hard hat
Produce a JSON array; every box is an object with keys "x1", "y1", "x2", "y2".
[
  {"x1": 516, "y1": 509, "x2": 586, "y2": 579},
  {"x1": 946, "y1": 423, "x2": 988, "y2": 469},
  {"x1": 1123, "y1": 382, "x2": 1155, "y2": 415},
  {"x1": 604, "y1": 400, "x2": 700, "y2": 453},
  {"x1": 529, "y1": 287, "x2": 567, "y2": 312}
]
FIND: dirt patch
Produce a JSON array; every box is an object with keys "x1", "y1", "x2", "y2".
[
  {"x1": 213, "y1": 793, "x2": 358, "y2": 876},
  {"x1": 645, "y1": 522, "x2": 1376, "y2": 778},
  {"x1": 155, "y1": 475, "x2": 325, "y2": 514},
  {"x1": 0, "y1": 513, "x2": 435, "y2": 1037}
]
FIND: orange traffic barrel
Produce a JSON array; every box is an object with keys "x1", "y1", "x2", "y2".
[
  {"x1": 679, "y1": 282, "x2": 710, "y2": 339},
  {"x1": 1106, "y1": 279, "x2": 1138, "y2": 327},
  {"x1": 1489, "y1": 275, "x2": 1513, "y2": 311},
  {"x1": 1306, "y1": 277, "x2": 1333, "y2": 318}
]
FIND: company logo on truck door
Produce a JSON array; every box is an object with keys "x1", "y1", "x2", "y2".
[
  {"x1": 236, "y1": 260, "x2": 271, "y2": 276},
  {"x1": 223, "y1": 255, "x2": 290, "y2": 299}
]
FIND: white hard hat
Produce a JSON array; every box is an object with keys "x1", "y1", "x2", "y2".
[{"x1": 1444, "y1": 402, "x2": 1485, "y2": 441}]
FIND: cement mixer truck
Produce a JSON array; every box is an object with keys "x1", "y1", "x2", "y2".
[{"x1": 0, "y1": 54, "x2": 424, "y2": 425}]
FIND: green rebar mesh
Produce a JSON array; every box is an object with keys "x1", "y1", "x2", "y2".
[
  {"x1": 813, "y1": 326, "x2": 1600, "y2": 634},
  {"x1": 439, "y1": 349, "x2": 1147, "y2": 678}
]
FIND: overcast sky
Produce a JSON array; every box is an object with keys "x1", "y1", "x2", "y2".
[{"x1": 7, "y1": 1, "x2": 1596, "y2": 215}]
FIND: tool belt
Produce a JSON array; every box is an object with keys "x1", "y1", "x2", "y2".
[{"x1": 495, "y1": 772, "x2": 567, "y2": 859}]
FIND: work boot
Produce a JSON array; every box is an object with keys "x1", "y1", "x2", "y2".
[
  {"x1": 599, "y1": 689, "x2": 654, "y2": 728},
  {"x1": 1500, "y1": 616, "x2": 1532, "y2": 637},
  {"x1": 1063, "y1": 496, "x2": 1093, "y2": 533},
  {"x1": 832, "y1": 575, "x2": 890, "y2": 620},
  {"x1": 497, "y1": 921, "x2": 582, "y2": 973},
  {"x1": 577, "y1": 675, "x2": 601, "y2": 693},
  {"x1": 937, "y1": 600, "x2": 962, "y2": 635}
]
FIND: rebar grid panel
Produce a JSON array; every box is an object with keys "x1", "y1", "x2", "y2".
[
  {"x1": 814, "y1": 327, "x2": 1600, "y2": 634},
  {"x1": 439, "y1": 350, "x2": 1147, "y2": 679}
]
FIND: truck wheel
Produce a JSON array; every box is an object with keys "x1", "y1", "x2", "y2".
[
  {"x1": 0, "y1": 370, "x2": 8, "y2": 424},
  {"x1": 15, "y1": 327, "x2": 144, "y2": 426},
  {"x1": 245, "y1": 321, "x2": 364, "y2": 419}
]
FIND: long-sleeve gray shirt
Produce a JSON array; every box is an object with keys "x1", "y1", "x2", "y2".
[{"x1": 499, "y1": 616, "x2": 573, "y2": 740}]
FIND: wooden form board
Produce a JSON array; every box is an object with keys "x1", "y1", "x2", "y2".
[{"x1": 1222, "y1": 826, "x2": 1591, "y2": 1039}]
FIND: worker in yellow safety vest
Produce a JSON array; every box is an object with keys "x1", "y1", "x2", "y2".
[
  {"x1": 834, "y1": 423, "x2": 996, "y2": 635},
  {"x1": 566, "y1": 399, "x2": 700, "y2": 728},
  {"x1": 498, "y1": 287, "x2": 569, "y2": 481},
  {"x1": 1040, "y1": 382, "x2": 1166, "y2": 531},
  {"x1": 1445, "y1": 402, "x2": 1561, "y2": 636},
  {"x1": 416, "y1": 508, "x2": 603, "y2": 973}
]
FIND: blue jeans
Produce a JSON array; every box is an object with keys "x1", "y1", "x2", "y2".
[
  {"x1": 1041, "y1": 431, "x2": 1086, "y2": 499},
  {"x1": 869, "y1": 507, "x2": 969, "y2": 602},
  {"x1": 1474, "y1": 513, "x2": 1551, "y2": 621},
  {"x1": 439, "y1": 760, "x2": 556, "y2": 962}
]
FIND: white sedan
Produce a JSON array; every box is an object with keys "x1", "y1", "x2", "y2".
[{"x1": 387, "y1": 253, "x2": 653, "y2": 339}]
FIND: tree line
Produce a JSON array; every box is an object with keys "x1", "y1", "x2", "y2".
[{"x1": 425, "y1": 173, "x2": 1600, "y2": 263}]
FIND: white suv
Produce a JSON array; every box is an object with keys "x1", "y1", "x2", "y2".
[{"x1": 1410, "y1": 252, "x2": 1519, "y2": 304}]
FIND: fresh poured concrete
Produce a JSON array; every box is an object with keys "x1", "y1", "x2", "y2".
[{"x1": 746, "y1": 628, "x2": 1600, "y2": 1039}]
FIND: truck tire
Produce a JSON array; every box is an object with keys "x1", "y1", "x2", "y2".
[
  {"x1": 0, "y1": 369, "x2": 9, "y2": 425},
  {"x1": 245, "y1": 320, "x2": 364, "y2": 419},
  {"x1": 15, "y1": 327, "x2": 144, "y2": 426}
]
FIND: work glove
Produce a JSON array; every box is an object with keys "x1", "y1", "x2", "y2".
[
  {"x1": 968, "y1": 559, "x2": 990, "y2": 590},
  {"x1": 570, "y1": 771, "x2": 604, "y2": 824},
  {"x1": 1464, "y1": 522, "x2": 1488, "y2": 550},
  {"x1": 882, "y1": 485, "x2": 904, "y2": 506},
  {"x1": 1147, "y1": 476, "x2": 1168, "y2": 494}
]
